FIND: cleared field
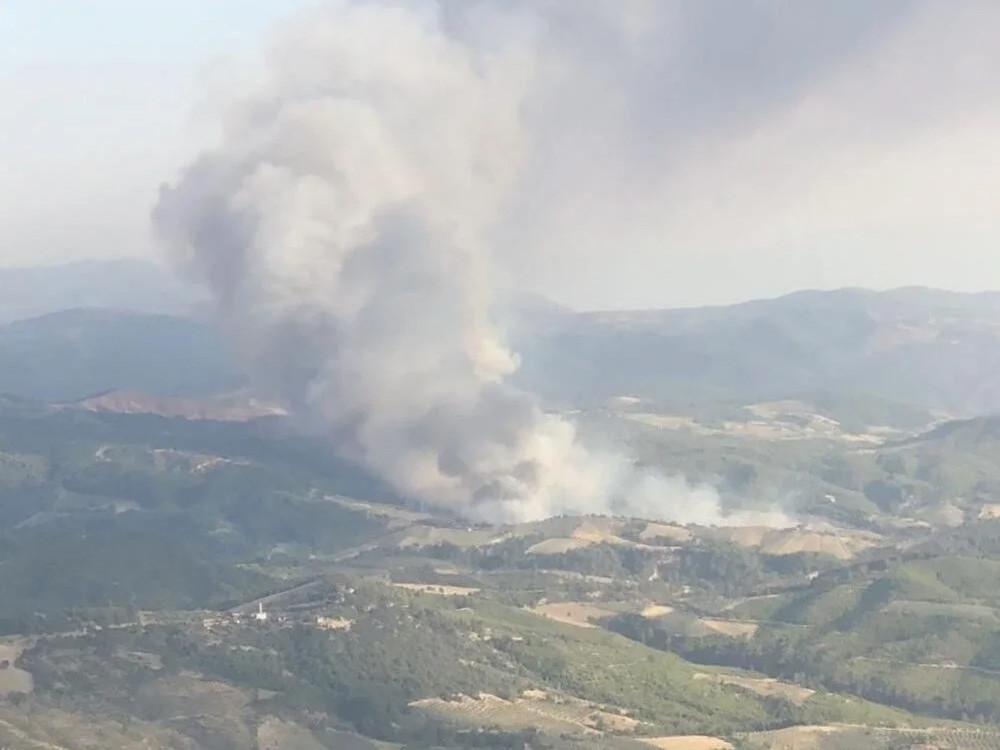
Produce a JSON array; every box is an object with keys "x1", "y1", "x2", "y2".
[
  {"x1": 591, "y1": 710, "x2": 640, "y2": 733},
  {"x1": 329, "y1": 495, "x2": 435, "y2": 524},
  {"x1": 641, "y1": 604, "x2": 675, "y2": 618},
  {"x1": 0, "y1": 704, "x2": 192, "y2": 749},
  {"x1": 0, "y1": 638, "x2": 33, "y2": 695},
  {"x1": 0, "y1": 673, "x2": 31, "y2": 698},
  {"x1": 721, "y1": 526, "x2": 880, "y2": 560},
  {"x1": 413, "y1": 691, "x2": 643, "y2": 736},
  {"x1": 700, "y1": 619, "x2": 758, "y2": 637},
  {"x1": 392, "y1": 583, "x2": 481, "y2": 596},
  {"x1": 724, "y1": 526, "x2": 772, "y2": 547},
  {"x1": 747, "y1": 725, "x2": 1000, "y2": 750},
  {"x1": 640, "y1": 736, "x2": 732, "y2": 750},
  {"x1": 722, "y1": 594, "x2": 782, "y2": 612},
  {"x1": 135, "y1": 674, "x2": 251, "y2": 722},
  {"x1": 537, "y1": 570, "x2": 618, "y2": 585},
  {"x1": 411, "y1": 693, "x2": 595, "y2": 735},
  {"x1": 695, "y1": 673, "x2": 814, "y2": 705},
  {"x1": 256, "y1": 718, "x2": 327, "y2": 750},
  {"x1": 114, "y1": 649, "x2": 163, "y2": 670},
  {"x1": 624, "y1": 401, "x2": 884, "y2": 444},
  {"x1": 528, "y1": 602, "x2": 618, "y2": 628},
  {"x1": 315, "y1": 616, "x2": 354, "y2": 630},
  {"x1": 519, "y1": 693, "x2": 640, "y2": 733},
  {"x1": 394, "y1": 525, "x2": 502, "y2": 548},
  {"x1": 625, "y1": 414, "x2": 699, "y2": 431},
  {"x1": 638, "y1": 522, "x2": 692, "y2": 543},
  {"x1": 570, "y1": 518, "x2": 628, "y2": 542},
  {"x1": 315, "y1": 730, "x2": 393, "y2": 749},
  {"x1": 526, "y1": 519, "x2": 663, "y2": 553},
  {"x1": 527, "y1": 537, "x2": 596, "y2": 555},
  {"x1": 768, "y1": 531, "x2": 877, "y2": 559},
  {"x1": 747, "y1": 725, "x2": 837, "y2": 750}
]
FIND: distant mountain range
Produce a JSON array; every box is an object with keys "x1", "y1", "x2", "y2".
[
  {"x1": 513, "y1": 286, "x2": 1000, "y2": 416},
  {"x1": 3, "y1": 260, "x2": 1000, "y2": 416},
  {"x1": 0, "y1": 259, "x2": 204, "y2": 322},
  {"x1": 0, "y1": 308, "x2": 241, "y2": 402}
]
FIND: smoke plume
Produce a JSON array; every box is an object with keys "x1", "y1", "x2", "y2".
[{"x1": 153, "y1": 0, "x2": 772, "y2": 524}]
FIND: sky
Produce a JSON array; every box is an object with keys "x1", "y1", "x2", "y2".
[
  {"x1": 2, "y1": 0, "x2": 1000, "y2": 310},
  {"x1": 0, "y1": 0, "x2": 313, "y2": 274}
]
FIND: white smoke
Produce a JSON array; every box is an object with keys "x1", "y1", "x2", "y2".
[{"x1": 153, "y1": 0, "x2": 737, "y2": 525}]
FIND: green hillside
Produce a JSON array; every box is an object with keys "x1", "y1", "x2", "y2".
[{"x1": 0, "y1": 360, "x2": 1000, "y2": 745}]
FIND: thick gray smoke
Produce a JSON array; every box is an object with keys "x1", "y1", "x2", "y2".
[{"x1": 153, "y1": 0, "x2": 809, "y2": 524}]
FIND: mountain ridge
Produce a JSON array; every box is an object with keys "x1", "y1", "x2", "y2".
[
  {"x1": 0, "y1": 259, "x2": 204, "y2": 322},
  {"x1": 5, "y1": 261, "x2": 1000, "y2": 416}
]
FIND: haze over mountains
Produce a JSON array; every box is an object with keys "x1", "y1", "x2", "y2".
[
  {"x1": 515, "y1": 286, "x2": 1000, "y2": 416},
  {"x1": 0, "y1": 259, "x2": 204, "y2": 323},
  {"x1": 4, "y1": 260, "x2": 1000, "y2": 418}
]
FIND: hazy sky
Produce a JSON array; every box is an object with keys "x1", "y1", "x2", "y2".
[
  {"x1": 3, "y1": 1, "x2": 1000, "y2": 310},
  {"x1": 0, "y1": 0, "x2": 311, "y2": 271}
]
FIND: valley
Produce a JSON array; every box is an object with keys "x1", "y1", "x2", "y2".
[
  {"x1": 4, "y1": 271, "x2": 1000, "y2": 747},
  {"x1": 0, "y1": 388, "x2": 1000, "y2": 748}
]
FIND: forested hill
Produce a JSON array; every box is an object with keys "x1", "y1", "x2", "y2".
[{"x1": 4, "y1": 405, "x2": 1000, "y2": 748}]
